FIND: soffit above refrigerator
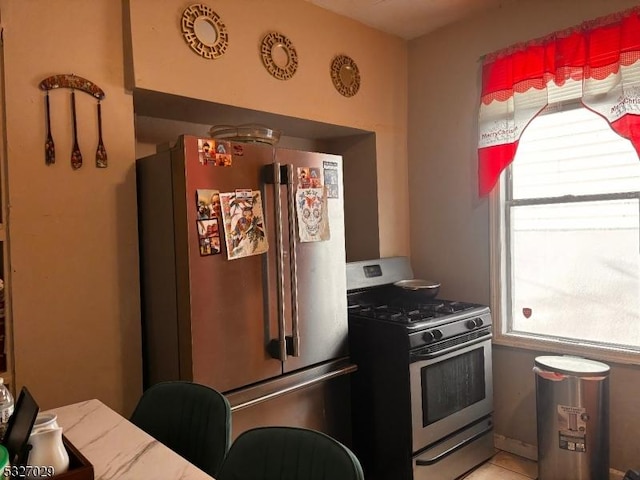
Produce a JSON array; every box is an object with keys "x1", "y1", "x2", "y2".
[{"x1": 133, "y1": 88, "x2": 369, "y2": 141}]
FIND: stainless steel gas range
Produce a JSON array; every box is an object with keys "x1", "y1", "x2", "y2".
[{"x1": 347, "y1": 257, "x2": 495, "y2": 480}]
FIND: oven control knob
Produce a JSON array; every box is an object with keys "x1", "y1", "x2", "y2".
[
  {"x1": 474, "y1": 318, "x2": 484, "y2": 327},
  {"x1": 466, "y1": 320, "x2": 477, "y2": 330},
  {"x1": 432, "y1": 329, "x2": 443, "y2": 340},
  {"x1": 422, "y1": 331, "x2": 435, "y2": 343}
]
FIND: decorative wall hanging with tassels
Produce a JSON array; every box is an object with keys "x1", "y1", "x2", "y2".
[{"x1": 38, "y1": 74, "x2": 107, "y2": 169}]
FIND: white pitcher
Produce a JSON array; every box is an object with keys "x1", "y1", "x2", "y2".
[
  {"x1": 32, "y1": 413, "x2": 59, "y2": 434},
  {"x1": 26, "y1": 426, "x2": 69, "y2": 479}
]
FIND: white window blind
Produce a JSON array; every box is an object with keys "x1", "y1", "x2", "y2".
[{"x1": 500, "y1": 105, "x2": 640, "y2": 354}]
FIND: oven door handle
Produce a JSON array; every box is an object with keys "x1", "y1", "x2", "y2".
[
  {"x1": 410, "y1": 334, "x2": 491, "y2": 362},
  {"x1": 415, "y1": 423, "x2": 494, "y2": 466}
]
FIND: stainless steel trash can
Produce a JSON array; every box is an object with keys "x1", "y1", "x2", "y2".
[{"x1": 534, "y1": 356, "x2": 610, "y2": 480}]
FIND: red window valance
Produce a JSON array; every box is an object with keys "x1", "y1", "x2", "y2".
[{"x1": 478, "y1": 6, "x2": 640, "y2": 196}]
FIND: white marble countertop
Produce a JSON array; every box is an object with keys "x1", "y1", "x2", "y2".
[{"x1": 48, "y1": 399, "x2": 214, "y2": 480}]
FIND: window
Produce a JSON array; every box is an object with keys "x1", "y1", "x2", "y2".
[
  {"x1": 491, "y1": 103, "x2": 640, "y2": 362},
  {"x1": 478, "y1": 8, "x2": 640, "y2": 363}
]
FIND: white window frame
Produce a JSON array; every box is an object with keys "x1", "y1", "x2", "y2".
[{"x1": 489, "y1": 109, "x2": 640, "y2": 367}]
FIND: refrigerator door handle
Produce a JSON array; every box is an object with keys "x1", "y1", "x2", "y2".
[
  {"x1": 269, "y1": 161, "x2": 287, "y2": 362},
  {"x1": 286, "y1": 164, "x2": 300, "y2": 357}
]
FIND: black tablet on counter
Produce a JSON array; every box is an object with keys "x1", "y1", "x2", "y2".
[{"x1": 2, "y1": 387, "x2": 39, "y2": 468}]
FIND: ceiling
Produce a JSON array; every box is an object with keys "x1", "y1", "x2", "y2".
[{"x1": 307, "y1": 0, "x2": 511, "y2": 40}]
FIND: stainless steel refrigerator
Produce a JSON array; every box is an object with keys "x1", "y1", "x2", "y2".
[{"x1": 136, "y1": 134, "x2": 355, "y2": 442}]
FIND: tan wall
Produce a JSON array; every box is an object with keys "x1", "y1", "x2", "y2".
[
  {"x1": 0, "y1": 0, "x2": 409, "y2": 415},
  {"x1": 493, "y1": 345, "x2": 640, "y2": 468},
  {"x1": 407, "y1": 0, "x2": 640, "y2": 470},
  {"x1": 0, "y1": 0, "x2": 140, "y2": 413},
  {"x1": 323, "y1": 134, "x2": 380, "y2": 262},
  {"x1": 128, "y1": 0, "x2": 409, "y2": 258}
]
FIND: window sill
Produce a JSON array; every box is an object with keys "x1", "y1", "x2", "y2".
[{"x1": 492, "y1": 331, "x2": 640, "y2": 367}]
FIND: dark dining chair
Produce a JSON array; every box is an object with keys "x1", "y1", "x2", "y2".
[
  {"x1": 217, "y1": 426, "x2": 365, "y2": 480},
  {"x1": 130, "y1": 381, "x2": 231, "y2": 477}
]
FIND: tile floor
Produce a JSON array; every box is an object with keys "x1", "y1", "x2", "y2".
[
  {"x1": 462, "y1": 451, "x2": 538, "y2": 479},
  {"x1": 462, "y1": 451, "x2": 626, "y2": 480}
]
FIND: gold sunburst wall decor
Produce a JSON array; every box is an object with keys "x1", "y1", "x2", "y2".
[
  {"x1": 330, "y1": 54, "x2": 361, "y2": 97},
  {"x1": 260, "y1": 32, "x2": 298, "y2": 80},
  {"x1": 181, "y1": 4, "x2": 228, "y2": 59}
]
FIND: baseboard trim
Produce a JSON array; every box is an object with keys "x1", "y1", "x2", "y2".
[
  {"x1": 494, "y1": 434, "x2": 537, "y2": 461},
  {"x1": 610, "y1": 470, "x2": 625, "y2": 480},
  {"x1": 493, "y1": 434, "x2": 626, "y2": 480}
]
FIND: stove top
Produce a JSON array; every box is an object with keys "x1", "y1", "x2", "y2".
[
  {"x1": 345, "y1": 257, "x2": 491, "y2": 337},
  {"x1": 347, "y1": 284, "x2": 490, "y2": 331},
  {"x1": 348, "y1": 299, "x2": 478, "y2": 324}
]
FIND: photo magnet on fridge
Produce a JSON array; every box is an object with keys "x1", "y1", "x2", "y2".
[
  {"x1": 323, "y1": 163, "x2": 339, "y2": 199},
  {"x1": 197, "y1": 138, "x2": 232, "y2": 166},
  {"x1": 196, "y1": 189, "x2": 222, "y2": 220},
  {"x1": 323, "y1": 167, "x2": 339, "y2": 199},
  {"x1": 309, "y1": 167, "x2": 322, "y2": 187},
  {"x1": 198, "y1": 138, "x2": 215, "y2": 165},
  {"x1": 297, "y1": 167, "x2": 311, "y2": 188},
  {"x1": 214, "y1": 141, "x2": 232, "y2": 166},
  {"x1": 197, "y1": 218, "x2": 222, "y2": 256}
]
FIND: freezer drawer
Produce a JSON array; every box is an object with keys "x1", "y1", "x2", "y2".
[{"x1": 226, "y1": 358, "x2": 357, "y2": 445}]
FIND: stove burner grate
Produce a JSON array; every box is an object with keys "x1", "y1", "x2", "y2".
[{"x1": 348, "y1": 299, "x2": 477, "y2": 324}]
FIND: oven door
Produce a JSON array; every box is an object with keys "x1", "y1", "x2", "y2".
[{"x1": 409, "y1": 335, "x2": 493, "y2": 452}]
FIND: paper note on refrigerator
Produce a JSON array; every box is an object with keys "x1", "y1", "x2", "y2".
[
  {"x1": 296, "y1": 187, "x2": 330, "y2": 242},
  {"x1": 220, "y1": 190, "x2": 269, "y2": 260}
]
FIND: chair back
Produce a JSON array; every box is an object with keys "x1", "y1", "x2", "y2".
[
  {"x1": 217, "y1": 426, "x2": 364, "y2": 480},
  {"x1": 130, "y1": 381, "x2": 231, "y2": 477}
]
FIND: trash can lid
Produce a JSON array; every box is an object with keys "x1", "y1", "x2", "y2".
[{"x1": 534, "y1": 355, "x2": 610, "y2": 376}]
